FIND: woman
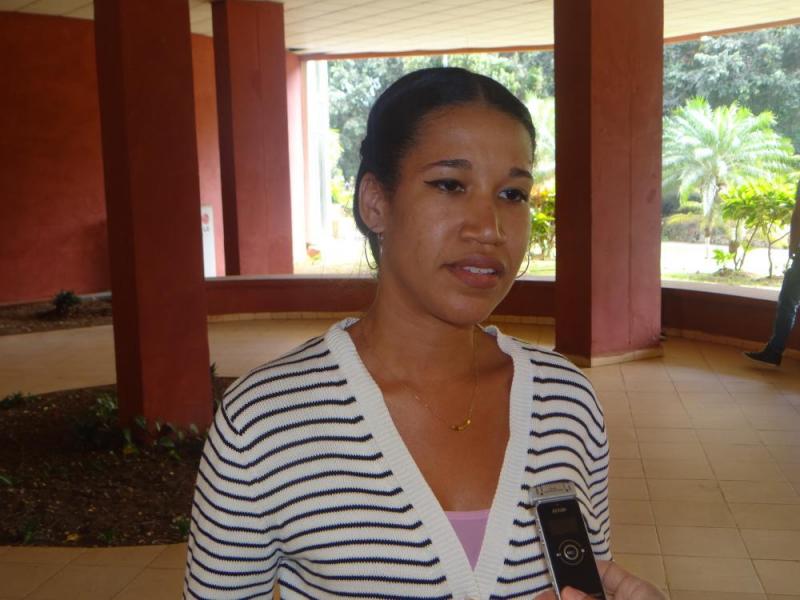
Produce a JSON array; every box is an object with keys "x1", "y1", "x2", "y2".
[{"x1": 184, "y1": 68, "x2": 663, "y2": 600}]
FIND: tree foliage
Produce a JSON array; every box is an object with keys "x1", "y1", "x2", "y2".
[
  {"x1": 721, "y1": 179, "x2": 797, "y2": 276},
  {"x1": 662, "y1": 97, "x2": 796, "y2": 240},
  {"x1": 664, "y1": 25, "x2": 800, "y2": 149},
  {"x1": 328, "y1": 52, "x2": 553, "y2": 183}
]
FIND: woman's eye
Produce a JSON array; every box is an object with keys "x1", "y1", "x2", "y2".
[
  {"x1": 425, "y1": 179, "x2": 465, "y2": 193},
  {"x1": 499, "y1": 188, "x2": 530, "y2": 203}
]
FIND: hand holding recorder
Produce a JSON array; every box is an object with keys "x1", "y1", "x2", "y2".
[
  {"x1": 531, "y1": 482, "x2": 664, "y2": 600},
  {"x1": 534, "y1": 561, "x2": 665, "y2": 600}
]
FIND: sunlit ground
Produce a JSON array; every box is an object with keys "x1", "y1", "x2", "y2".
[{"x1": 294, "y1": 237, "x2": 788, "y2": 289}]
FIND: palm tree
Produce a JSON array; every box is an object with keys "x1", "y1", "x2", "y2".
[
  {"x1": 526, "y1": 96, "x2": 555, "y2": 186},
  {"x1": 663, "y1": 97, "x2": 796, "y2": 254}
]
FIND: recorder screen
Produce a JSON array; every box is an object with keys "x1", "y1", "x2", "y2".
[{"x1": 542, "y1": 506, "x2": 581, "y2": 537}]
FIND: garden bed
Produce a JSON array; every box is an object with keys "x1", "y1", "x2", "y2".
[
  {"x1": 0, "y1": 296, "x2": 112, "y2": 336},
  {"x1": 0, "y1": 381, "x2": 232, "y2": 547}
]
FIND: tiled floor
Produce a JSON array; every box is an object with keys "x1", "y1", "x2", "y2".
[{"x1": 2, "y1": 318, "x2": 800, "y2": 598}]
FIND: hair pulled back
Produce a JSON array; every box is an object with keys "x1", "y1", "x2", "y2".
[{"x1": 353, "y1": 67, "x2": 537, "y2": 264}]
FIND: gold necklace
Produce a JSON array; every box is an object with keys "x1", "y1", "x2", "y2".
[{"x1": 364, "y1": 330, "x2": 479, "y2": 432}]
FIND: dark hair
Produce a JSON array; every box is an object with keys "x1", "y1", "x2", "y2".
[{"x1": 354, "y1": 67, "x2": 537, "y2": 264}]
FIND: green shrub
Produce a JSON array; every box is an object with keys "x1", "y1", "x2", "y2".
[
  {"x1": 0, "y1": 391, "x2": 30, "y2": 410},
  {"x1": 679, "y1": 201, "x2": 704, "y2": 215},
  {"x1": 530, "y1": 188, "x2": 556, "y2": 258},
  {"x1": 662, "y1": 213, "x2": 727, "y2": 243},
  {"x1": 662, "y1": 213, "x2": 703, "y2": 242},
  {"x1": 172, "y1": 515, "x2": 191, "y2": 539},
  {"x1": 72, "y1": 392, "x2": 120, "y2": 448},
  {"x1": 52, "y1": 290, "x2": 81, "y2": 316}
]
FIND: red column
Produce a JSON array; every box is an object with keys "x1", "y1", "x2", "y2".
[
  {"x1": 95, "y1": 0, "x2": 212, "y2": 427},
  {"x1": 554, "y1": 0, "x2": 664, "y2": 366},
  {"x1": 213, "y1": 0, "x2": 294, "y2": 275}
]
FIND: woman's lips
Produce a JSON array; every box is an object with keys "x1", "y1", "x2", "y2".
[{"x1": 446, "y1": 256, "x2": 505, "y2": 289}]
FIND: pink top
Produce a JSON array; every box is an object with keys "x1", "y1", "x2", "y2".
[{"x1": 445, "y1": 509, "x2": 491, "y2": 569}]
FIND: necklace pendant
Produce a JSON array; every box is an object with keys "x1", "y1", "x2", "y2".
[{"x1": 450, "y1": 417, "x2": 472, "y2": 432}]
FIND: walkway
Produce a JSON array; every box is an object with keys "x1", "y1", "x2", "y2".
[{"x1": 1, "y1": 318, "x2": 800, "y2": 598}]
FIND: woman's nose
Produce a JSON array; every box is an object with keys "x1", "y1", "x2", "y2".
[{"x1": 462, "y1": 194, "x2": 504, "y2": 244}]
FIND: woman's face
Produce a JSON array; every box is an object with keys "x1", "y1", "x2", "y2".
[{"x1": 365, "y1": 102, "x2": 534, "y2": 326}]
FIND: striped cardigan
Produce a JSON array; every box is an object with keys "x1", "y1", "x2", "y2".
[{"x1": 184, "y1": 319, "x2": 610, "y2": 599}]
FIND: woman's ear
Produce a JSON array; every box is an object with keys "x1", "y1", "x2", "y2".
[{"x1": 358, "y1": 173, "x2": 389, "y2": 236}]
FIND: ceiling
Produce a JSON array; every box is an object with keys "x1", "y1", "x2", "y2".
[{"x1": 1, "y1": 0, "x2": 798, "y2": 56}]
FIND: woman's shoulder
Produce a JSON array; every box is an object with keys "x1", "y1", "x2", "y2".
[
  {"x1": 217, "y1": 332, "x2": 348, "y2": 434},
  {"x1": 500, "y1": 334, "x2": 603, "y2": 422},
  {"x1": 499, "y1": 332, "x2": 591, "y2": 383}
]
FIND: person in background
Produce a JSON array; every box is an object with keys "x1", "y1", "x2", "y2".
[
  {"x1": 745, "y1": 180, "x2": 800, "y2": 366},
  {"x1": 184, "y1": 67, "x2": 663, "y2": 600}
]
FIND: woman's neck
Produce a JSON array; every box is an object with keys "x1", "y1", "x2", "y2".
[{"x1": 351, "y1": 302, "x2": 480, "y2": 385}]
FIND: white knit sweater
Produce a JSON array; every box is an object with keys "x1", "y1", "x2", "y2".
[{"x1": 184, "y1": 319, "x2": 610, "y2": 599}]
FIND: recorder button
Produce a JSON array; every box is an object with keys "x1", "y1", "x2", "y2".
[{"x1": 558, "y1": 540, "x2": 584, "y2": 566}]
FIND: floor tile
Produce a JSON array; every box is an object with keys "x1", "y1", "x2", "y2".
[
  {"x1": 634, "y1": 428, "x2": 698, "y2": 444},
  {"x1": 741, "y1": 529, "x2": 800, "y2": 560},
  {"x1": 596, "y1": 391, "x2": 629, "y2": 411},
  {"x1": 779, "y1": 463, "x2": 800, "y2": 483},
  {"x1": 703, "y1": 443, "x2": 774, "y2": 462},
  {"x1": 0, "y1": 562, "x2": 64, "y2": 599},
  {"x1": 113, "y1": 568, "x2": 183, "y2": 600},
  {"x1": 614, "y1": 553, "x2": 666, "y2": 588},
  {"x1": 642, "y1": 458, "x2": 714, "y2": 480},
  {"x1": 670, "y1": 592, "x2": 765, "y2": 600},
  {"x1": 679, "y1": 392, "x2": 735, "y2": 406},
  {"x1": 729, "y1": 503, "x2": 800, "y2": 530},
  {"x1": 698, "y1": 428, "x2": 763, "y2": 444},
  {"x1": 759, "y1": 431, "x2": 800, "y2": 446},
  {"x1": 610, "y1": 499, "x2": 655, "y2": 525},
  {"x1": 633, "y1": 413, "x2": 693, "y2": 429},
  {"x1": 690, "y1": 413, "x2": 754, "y2": 430},
  {"x1": 639, "y1": 442, "x2": 706, "y2": 461},
  {"x1": 26, "y1": 564, "x2": 141, "y2": 599},
  {"x1": 753, "y1": 560, "x2": 800, "y2": 595},
  {"x1": 739, "y1": 405, "x2": 800, "y2": 419},
  {"x1": 671, "y1": 379, "x2": 728, "y2": 393},
  {"x1": 612, "y1": 441, "x2": 641, "y2": 459},
  {"x1": 148, "y1": 544, "x2": 188, "y2": 570},
  {"x1": 626, "y1": 391, "x2": 683, "y2": 405},
  {"x1": 768, "y1": 446, "x2": 800, "y2": 463},
  {"x1": 647, "y1": 479, "x2": 724, "y2": 502},
  {"x1": 657, "y1": 526, "x2": 748, "y2": 557},
  {"x1": 651, "y1": 501, "x2": 736, "y2": 527},
  {"x1": 608, "y1": 426, "x2": 638, "y2": 444},
  {"x1": 611, "y1": 524, "x2": 660, "y2": 554},
  {"x1": 609, "y1": 478, "x2": 650, "y2": 500},
  {"x1": 72, "y1": 545, "x2": 166, "y2": 568},
  {"x1": 610, "y1": 458, "x2": 645, "y2": 478},
  {"x1": 606, "y1": 411, "x2": 636, "y2": 430},
  {"x1": 0, "y1": 546, "x2": 86, "y2": 565},
  {"x1": 709, "y1": 460, "x2": 787, "y2": 482},
  {"x1": 748, "y1": 415, "x2": 800, "y2": 431},
  {"x1": 663, "y1": 556, "x2": 763, "y2": 593},
  {"x1": 720, "y1": 481, "x2": 800, "y2": 505},
  {"x1": 624, "y1": 380, "x2": 678, "y2": 393}
]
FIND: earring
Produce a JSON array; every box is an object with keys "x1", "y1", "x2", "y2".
[
  {"x1": 515, "y1": 251, "x2": 532, "y2": 279},
  {"x1": 363, "y1": 237, "x2": 378, "y2": 271}
]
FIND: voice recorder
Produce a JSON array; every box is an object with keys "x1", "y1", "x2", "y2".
[{"x1": 530, "y1": 481, "x2": 606, "y2": 600}]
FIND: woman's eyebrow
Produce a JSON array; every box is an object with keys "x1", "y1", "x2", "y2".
[
  {"x1": 422, "y1": 158, "x2": 472, "y2": 170},
  {"x1": 509, "y1": 167, "x2": 533, "y2": 180}
]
